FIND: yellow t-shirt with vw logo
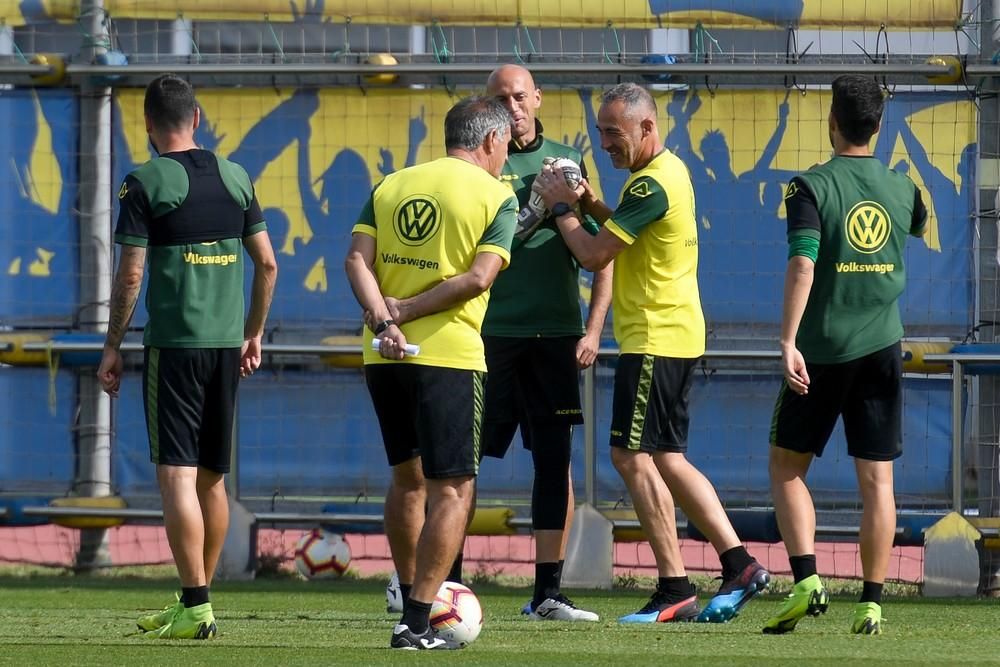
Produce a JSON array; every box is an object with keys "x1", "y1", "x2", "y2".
[
  {"x1": 603, "y1": 150, "x2": 705, "y2": 358},
  {"x1": 352, "y1": 156, "x2": 517, "y2": 370}
]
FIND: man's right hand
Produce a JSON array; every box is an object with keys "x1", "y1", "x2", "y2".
[
  {"x1": 375, "y1": 324, "x2": 408, "y2": 360},
  {"x1": 241, "y1": 335, "x2": 262, "y2": 378},
  {"x1": 97, "y1": 346, "x2": 123, "y2": 397},
  {"x1": 781, "y1": 344, "x2": 810, "y2": 395}
]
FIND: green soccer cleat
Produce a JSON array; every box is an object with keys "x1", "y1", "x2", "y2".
[
  {"x1": 137, "y1": 593, "x2": 183, "y2": 633},
  {"x1": 851, "y1": 601, "x2": 883, "y2": 635},
  {"x1": 762, "y1": 574, "x2": 830, "y2": 635},
  {"x1": 144, "y1": 602, "x2": 217, "y2": 640}
]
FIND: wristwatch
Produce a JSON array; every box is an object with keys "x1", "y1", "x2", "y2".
[
  {"x1": 373, "y1": 319, "x2": 396, "y2": 335},
  {"x1": 551, "y1": 202, "x2": 573, "y2": 218}
]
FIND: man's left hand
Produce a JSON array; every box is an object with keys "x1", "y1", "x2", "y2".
[
  {"x1": 576, "y1": 331, "x2": 600, "y2": 369},
  {"x1": 534, "y1": 165, "x2": 584, "y2": 210}
]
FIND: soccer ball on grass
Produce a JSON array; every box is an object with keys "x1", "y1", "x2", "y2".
[{"x1": 294, "y1": 528, "x2": 351, "y2": 578}]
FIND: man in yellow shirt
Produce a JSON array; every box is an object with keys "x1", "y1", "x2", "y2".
[
  {"x1": 346, "y1": 96, "x2": 516, "y2": 649},
  {"x1": 534, "y1": 82, "x2": 768, "y2": 624}
]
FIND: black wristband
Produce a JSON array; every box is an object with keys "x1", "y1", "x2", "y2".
[{"x1": 373, "y1": 319, "x2": 396, "y2": 335}]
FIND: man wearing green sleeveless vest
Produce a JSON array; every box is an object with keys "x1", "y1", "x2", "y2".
[
  {"x1": 763, "y1": 75, "x2": 928, "y2": 636},
  {"x1": 535, "y1": 82, "x2": 768, "y2": 625},
  {"x1": 479, "y1": 64, "x2": 611, "y2": 622},
  {"x1": 97, "y1": 75, "x2": 278, "y2": 639}
]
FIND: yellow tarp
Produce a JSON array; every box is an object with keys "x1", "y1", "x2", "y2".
[{"x1": 2, "y1": 0, "x2": 962, "y2": 29}]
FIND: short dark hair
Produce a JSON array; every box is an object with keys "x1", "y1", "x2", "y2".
[
  {"x1": 144, "y1": 74, "x2": 197, "y2": 131},
  {"x1": 444, "y1": 96, "x2": 512, "y2": 151},
  {"x1": 601, "y1": 82, "x2": 657, "y2": 119},
  {"x1": 831, "y1": 75, "x2": 884, "y2": 146}
]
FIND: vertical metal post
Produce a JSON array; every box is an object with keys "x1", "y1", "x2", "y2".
[
  {"x1": 0, "y1": 25, "x2": 12, "y2": 56},
  {"x1": 583, "y1": 362, "x2": 597, "y2": 506},
  {"x1": 953, "y1": 361, "x2": 965, "y2": 514},
  {"x1": 171, "y1": 17, "x2": 193, "y2": 58},
  {"x1": 75, "y1": 0, "x2": 114, "y2": 571}
]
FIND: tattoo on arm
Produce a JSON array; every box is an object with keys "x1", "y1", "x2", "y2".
[{"x1": 105, "y1": 246, "x2": 146, "y2": 350}]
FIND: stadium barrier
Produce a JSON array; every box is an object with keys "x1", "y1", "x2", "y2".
[{"x1": 0, "y1": 339, "x2": 985, "y2": 574}]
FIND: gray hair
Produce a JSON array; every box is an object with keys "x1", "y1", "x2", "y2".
[
  {"x1": 444, "y1": 96, "x2": 512, "y2": 150},
  {"x1": 600, "y1": 82, "x2": 657, "y2": 119}
]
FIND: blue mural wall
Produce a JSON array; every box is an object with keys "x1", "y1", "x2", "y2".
[{"x1": 0, "y1": 85, "x2": 975, "y2": 510}]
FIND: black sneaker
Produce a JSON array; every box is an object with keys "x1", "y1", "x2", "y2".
[{"x1": 390, "y1": 624, "x2": 452, "y2": 650}]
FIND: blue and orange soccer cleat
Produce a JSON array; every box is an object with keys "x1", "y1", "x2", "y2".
[
  {"x1": 698, "y1": 560, "x2": 771, "y2": 623},
  {"x1": 618, "y1": 591, "x2": 700, "y2": 623}
]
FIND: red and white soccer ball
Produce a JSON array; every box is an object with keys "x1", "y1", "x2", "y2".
[
  {"x1": 430, "y1": 581, "x2": 483, "y2": 648},
  {"x1": 294, "y1": 528, "x2": 351, "y2": 579}
]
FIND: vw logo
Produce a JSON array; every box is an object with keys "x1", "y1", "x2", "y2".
[{"x1": 394, "y1": 195, "x2": 440, "y2": 246}]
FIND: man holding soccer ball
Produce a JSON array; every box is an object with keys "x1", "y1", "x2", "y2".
[
  {"x1": 476, "y1": 64, "x2": 612, "y2": 622},
  {"x1": 534, "y1": 82, "x2": 769, "y2": 624}
]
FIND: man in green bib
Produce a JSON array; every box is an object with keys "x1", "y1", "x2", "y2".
[
  {"x1": 763, "y1": 75, "x2": 927, "y2": 636},
  {"x1": 97, "y1": 74, "x2": 278, "y2": 639}
]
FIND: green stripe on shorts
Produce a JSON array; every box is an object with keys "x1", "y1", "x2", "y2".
[
  {"x1": 628, "y1": 354, "x2": 655, "y2": 450},
  {"x1": 769, "y1": 380, "x2": 787, "y2": 445},
  {"x1": 472, "y1": 370, "x2": 485, "y2": 473},
  {"x1": 147, "y1": 347, "x2": 160, "y2": 463}
]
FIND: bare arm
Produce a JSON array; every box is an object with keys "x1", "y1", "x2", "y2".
[
  {"x1": 392, "y1": 252, "x2": 504, "y2": 325},
  {"x1": 553, "y1": 213, "x2": 626, "y2": 272},
  {"x1": 239, "y1": 230, "x2": 278, "y2": 377},
  {"x1": 579, "y1": 179, "x2": 614, "y2": 223},
  {"x1": 243, "y1": 230, "x2": 278, "y2": 339},
  {"x1": 780, "y1": 256, "x2": 814, "y2": 395},
  {"x1": 345, "y1": 232, "x2": 411, "y2": 359},
  {"x1": 97, "y1": 245, "x2": 146, "y2": 397},
  {"x1": 577, "y1": 260, "x2": 613, "y2": 369},
  {"x1": 105, "y1": 245, "x2": 146, "y2": 350},
  {"x1": 345, "y1": 232, "x2": 395, "y2": 325},
  {"x1": 535, "y1": 166, "x2": 626, "y2": 271}
]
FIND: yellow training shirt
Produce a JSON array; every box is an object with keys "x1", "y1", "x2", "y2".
[
  {"x1": 604, "y1": 150, "x2": 706, "y2": 358},
  {"x1": 352, "y1": 156, "x2": 517, "y2": 370}
]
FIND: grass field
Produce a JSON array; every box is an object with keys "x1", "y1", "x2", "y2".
[{"x1": 1, "y1": 569, "x2": 998, "y2": 666}]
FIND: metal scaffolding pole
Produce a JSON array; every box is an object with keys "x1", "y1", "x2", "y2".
[{"x1": 74, "y1": 0, "x2": 114, "y2": 571}]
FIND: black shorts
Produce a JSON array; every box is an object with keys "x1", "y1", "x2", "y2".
[
  {"x1": 143, "y1": 346, "x2": 240, "y2": 473},
  {"x1": 481, "y1": 336, "x2": 583, "y2": 459},
  {"x1": 770, "y1": 341, "x2": 902, "y2": 461},
  {"x1": 365, "y1": 363, "x2": 485, "y2": 479},
  {"x1": 609, "y1": 354, "x2": 697, "y2": 453}
]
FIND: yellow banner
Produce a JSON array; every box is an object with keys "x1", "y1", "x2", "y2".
[
  {"x1": 110, "y1": 86, "x2": 973, "y2": 283},
  {"x1": 3, "y1": 0, "x2": 962, "y2": 28}
]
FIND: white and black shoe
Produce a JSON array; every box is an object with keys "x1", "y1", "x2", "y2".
[
  {"x1": 390, "y1": 624, "x2": 452, "y2": 650},
  {"x1": 522, "y1": 594, "x2": 600, "y2": 622}
]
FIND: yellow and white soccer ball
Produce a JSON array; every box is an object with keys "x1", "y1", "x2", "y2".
[
  {"x1": 294, "y1": 528, "x2": 351, "y2": 579},
  {"x1": 430, "y1": 581, "x2": 483, "y2": 648}
]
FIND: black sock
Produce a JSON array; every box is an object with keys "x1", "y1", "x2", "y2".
[
  {"x1": 534, "y1": 562, "x2": 561, "y2": 606},
  {"x1": 447, "y1": 552, "x2": 464, "y2": 585},
  {"x1": 860, "y1": 581, "x2": 883, "y2": 605},
  {"x1": 657, "y1": 576, "x2": 695, "y2": 601},
  {"x1": 789, "y1": 555, "x2": 817, "y2": 583},
  {"x1": 400, "y1": 583, "x2": 412, "y2": 605},
  {"x1": 401, "y1": 598, "x2": 433, "y2": 634},
  {"x1": 181, "y1": 585, "x2": 209, "y2": 608},
  {"x1": 719, "y1": 545, "x2": 754, "y2": 580}
]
